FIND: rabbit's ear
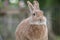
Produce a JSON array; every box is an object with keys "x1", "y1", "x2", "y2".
[
  {"x1": 27, "y1": 1, "x2": 34, "y2": 13},
  {"x1": 33, "y1": 1, "x2": 40, "y2": 10}
]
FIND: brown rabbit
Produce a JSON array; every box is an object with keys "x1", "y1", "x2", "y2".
[{"x1": 15, "y1": 1, "x2": 48, "y2": 40}]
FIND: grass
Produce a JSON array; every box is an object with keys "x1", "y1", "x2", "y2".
[{"x1": 56, "y1": 36, "x2": 60, "y2": 40}]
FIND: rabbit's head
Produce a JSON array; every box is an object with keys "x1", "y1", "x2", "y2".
[{"x1": 27, "y1": 1, "x2": 47, "y2": 25}]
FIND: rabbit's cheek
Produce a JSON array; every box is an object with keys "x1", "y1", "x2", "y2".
[{"x1": 32, "y1": 16, "x2": 37, "y2": 20}]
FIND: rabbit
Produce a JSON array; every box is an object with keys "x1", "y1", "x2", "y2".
[{"x1": 15, "y1": 0, "x2": 48, "y2": 40}]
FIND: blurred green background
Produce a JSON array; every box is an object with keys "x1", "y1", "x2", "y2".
[{"x1": 0, "y1": 0, "x2": 60, "y2": 40}]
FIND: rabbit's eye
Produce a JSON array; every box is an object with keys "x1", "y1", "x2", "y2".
[{"x1": 33, "y1": 13, "x2": 35, "y2": 16}]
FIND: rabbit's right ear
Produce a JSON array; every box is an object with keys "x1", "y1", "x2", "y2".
[
  {"x1": 33, "y1": 1, "x2": 40, "y2": 10},
  {"x1": 27, "y1": 1, "x2": 34, "y2": 13}
]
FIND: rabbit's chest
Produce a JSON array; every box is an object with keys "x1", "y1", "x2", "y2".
[{"x1": 26, "y1": 25, "x2": 46, "y2": 39}]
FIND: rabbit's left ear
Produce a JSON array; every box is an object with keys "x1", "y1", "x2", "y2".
[
  {"x1": 33, "y1": 1, "x2": 40, "y2": 10},
  {"x1": 27, "y1": 1, "x2": 34, "y2": 13}
]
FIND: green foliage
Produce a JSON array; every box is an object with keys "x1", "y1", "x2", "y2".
[
  {"x1": 0, "y1": 1, "x2": 3, "y2": 8},
  {"x1": 56, "y1": 36, "x2": 60, "y2": 40}
]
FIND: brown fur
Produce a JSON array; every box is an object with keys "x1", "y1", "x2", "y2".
[
  {"x1": 15, "y1": 1, "x2": 48, "y2": 40},
  {"x1": 15, "y1": 18, "x2": 48, "y2": 40}
]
